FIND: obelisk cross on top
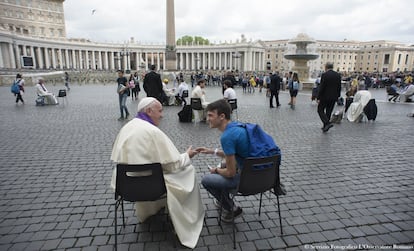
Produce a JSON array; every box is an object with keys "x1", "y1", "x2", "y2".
[{"x1": 166, "y1": 0, "x2": 177, "y2": 71}]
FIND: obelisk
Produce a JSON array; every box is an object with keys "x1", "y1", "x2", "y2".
[{"x1": 165, "y1": 0, "x2": 177, "y2": 70}]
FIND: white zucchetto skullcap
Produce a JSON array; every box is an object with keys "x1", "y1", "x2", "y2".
[{"x1": 137, "y1": 97, "x2": 158, "y2": 112}]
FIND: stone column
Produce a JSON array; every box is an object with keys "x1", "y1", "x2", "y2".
[
  {"x1": 45, "y1": 48, "x2": 51, "y2": 69},
  {"x1": 98, "y1": 51, "x2": 102, "y2": 70},
  {"x1": 219, "y1": 52, "x2": 222, "y2": 70},
  {"x1": 85, "y1": 50, "x2": 90, "y2": 69},
  {"x1": 65, "y1": 49, "x2": 70, "y2": 69},
  {"x1": 157, "y1": 53, "x2": 161, "y2": 70},
  {"x1": 144, "y1": 53, "x2": 148, "y2": 70},
  {"x1": 72, "y1": 50, "x2": 76, "y2": 69},
  {"x1": 213, "y1": 52, "x2": 217, "y2": 70},
  {"x1": 50, "y1": 48, "x2": 56, "y2": 69},
  {"x1": 36, "y1": 47, "x2": 43, "y2": 69},
  {"x1": 104, "y1": 51, "x2": 109, "y2": 70},
  {"x1": 92, "y1": 51, "x2": 96, "y2": 70},
  {"x1": 252, "y1": 51, "x2": 256, "y2": 71},
  {"x1": 8, "y1": 43, "x2": 16, "y2": 69},
  {"x1": 135, "y1": 52, "x2": 140, "y2": 71},
  {"x1": 185, "y1": 52, "x2": 189, "y2": 70},
  {"x1": 58, "y1": 49, "x2": 63, "y2": 69},
  {"x1": 79, "y1": 50, "x2": 83, "y2": 69},
  {"x1": 163, "y1": 53, "x2": 167, "y2": 70}
]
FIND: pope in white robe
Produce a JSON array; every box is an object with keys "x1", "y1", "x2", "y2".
[
  {"x1": 347, "y1": 88, "x2": 372, "y2": 122},
  {"x1": 110, "y1": 97, "x2": 205, "y2": 249}
]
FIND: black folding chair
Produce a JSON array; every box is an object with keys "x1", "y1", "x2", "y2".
[
  {"x1": 227, "y1": 99, "x2": 238, "y2": 120},
  {"x1": 190, "y1": 98, "x2": 203, "y2": 123},
  {"x1": 57, "y1": 89, "x2": 67, "y2": 105},
  {"x1": 181, "y1": 90, "x2": 189, "y2": 106},
  {"x1": 114, "y1": 163, "x2": 167, "y2": 251},
  {"x1": 218, "y1": 155, "x2": 283, "y2": 249}
]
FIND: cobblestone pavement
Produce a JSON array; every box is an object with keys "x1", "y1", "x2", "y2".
[{"x1": 0, "y1": 83, "x2": 413, "y2": 251}]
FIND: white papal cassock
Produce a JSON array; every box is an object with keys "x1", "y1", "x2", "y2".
[
  {"x1": 347, "y1": 90, "x2": 372, "y2": 122},
  {"x1": 110, "y1": 118, "x2": 205, "y2": 249}
]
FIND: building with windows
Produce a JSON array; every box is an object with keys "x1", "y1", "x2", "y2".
[
  {"x1": 263, "y1": 39, "x2": 414, "y2": 75},
  {"x1": 0, "y1": 0, "x2": 413, "y2": 75},
  {"x1": 0, "y1": 0, "x2": 66, "y2": 39}
]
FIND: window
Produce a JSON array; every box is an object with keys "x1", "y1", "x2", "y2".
[
  {"x1": 384, "y1": 54, "x2": 390, "y2": 64},
  {"x1": 397, "y1": 54, "x2": 401, "y2": 64},
  {"x1": 405, "y1": 55, "x2": 409, "y2": 64}
]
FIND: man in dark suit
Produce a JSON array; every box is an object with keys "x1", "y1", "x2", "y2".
[
  {"x1": 143, "y1": 65, "x2": 164, "y2": 102},
  {"x1": 317, "y1": 62, "x2": 341, "y2": 132},
  {"x1": 269, "y1": 72, "x2": 281, "y2": 108}
]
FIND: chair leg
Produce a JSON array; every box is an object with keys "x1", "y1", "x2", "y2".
[
  {"x1": 259, "y1": 193, "x2": 263, "y2": 216},
  {"x1": 232, "y1": 198, "x2": 236, "y2": 249},
  {"x1": 114, "y1": 202, "x2": 118, "y2": 251},
  {"x1": 121, "y1": 200, "x2": 125, "y2": 228},
  {"x1": 277, "y1": 195, "x2": 283, "y2": 235}
]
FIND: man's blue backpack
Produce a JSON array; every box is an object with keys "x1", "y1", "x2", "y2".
[
  {"x1": 229, "y1": 122, "x2": 286, "y2": 195},
  {"x1": 229, "y1": 122, "x2": 281, "y2": 163},
  {"x1": 11, "y1": 80, "x2": 20, "y2": 94}
]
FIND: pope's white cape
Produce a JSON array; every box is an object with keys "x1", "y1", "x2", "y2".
[
  {"x1": 110, "y1": 118, "x2": 205, "y2": 249},
  {"x1": 347, "y1": 90, "x2": 372, "y2": 122}
]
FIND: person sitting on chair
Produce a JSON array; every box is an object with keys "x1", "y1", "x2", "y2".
[
  {"x1": 176, "y1": 78, "x2": 189, "y2": 106},
  {"x1": 191, "y1": 78, "x2": 209, "y2": 121},
  {"x1": 223, "y1": 80, "x2": 236, "y2": 100},
  {"x1": 110, "y1": 97, "x2": 204, "y2": 249},
  {"x1": 347, "y1": 83, "x2": 372, "y2": 122},
  {"x1": 36, "y1": 78, "x2": 58, "y2": 105},
  {"x1": 162, "y1": 79, "x2": 176, "y2": 106},
  {"x1": 196, "y1": 99, "x2": 249, "y2": 222},
  {"x1": 398, "y1": 82, "x2": 414, "y2": 102}
]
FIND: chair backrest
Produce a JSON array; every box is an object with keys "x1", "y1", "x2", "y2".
[
  {"x1": 115, "y1": 163, "x2": 166, "y2": 202},
  {"x1": 182, "y1": 90, "x2": 189, "y2": 98},
  {"x1": 228, "y1": 99, "x2": 237, "y2": 110},
  {"x1": 58, "y1": 89, "x2": 67, "y2": 97},
  {"x1": 238, "y1": 155, "x2": 280, "y2": 196},
  {"x1": 190, "y1": 98, "x2": 203, "y2": 110}
]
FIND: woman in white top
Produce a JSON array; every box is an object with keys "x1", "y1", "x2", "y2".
[{"x1": 223, "y1": 80, "x2": 236, "y2": 100}]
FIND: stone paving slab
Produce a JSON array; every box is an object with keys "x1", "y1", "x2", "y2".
[{"x1": 0, "y1": 83, "x2": 413, "y2": 251}]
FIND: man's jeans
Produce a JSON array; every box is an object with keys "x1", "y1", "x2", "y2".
[
  {"x1": 119, "y1": 94, "x2": 129, "y2": 118},
  {"x1": 201, "y1": 173, "x2": 240, "y2": 211}
]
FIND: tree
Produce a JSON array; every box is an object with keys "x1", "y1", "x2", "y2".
[{"x1": 177, "y1": 36, "x2": 210, "y2": 45}]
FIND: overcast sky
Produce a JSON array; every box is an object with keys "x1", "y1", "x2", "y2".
[{"x1": 63, "y1": 0, "x2": 414, "y2": 44}]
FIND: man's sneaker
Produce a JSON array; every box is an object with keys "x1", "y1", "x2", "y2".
[
  {"x1": 221, "y1": 206, "x2": 243, "y2": 223},
  {"x1": 117, "y1": 117, "x2": 124, "y2": 121}
]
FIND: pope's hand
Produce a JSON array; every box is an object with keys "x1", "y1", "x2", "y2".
[{"x1": 186, "y1": 145, "x2": 198, "y2": 158}]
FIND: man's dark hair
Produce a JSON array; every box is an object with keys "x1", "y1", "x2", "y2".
[
  {"x1": 150, "y1": 64, "x2": 156, "y2": 71},
  {"x1": 206, "y1": 99, "x2": 231, "y2": 120},
  {"x1": 117, "y1": 69, "x2": 124, "y2": 74},
  {"x1": 326, "y1": 62, "x2": 334, "y2": 69},
  {"x1": 223, "y1": 80, "x2": 232, "y2": 88}
]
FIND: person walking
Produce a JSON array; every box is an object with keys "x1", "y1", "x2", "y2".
[
  {"x1": 116, "y1": 70, "x2": 130, "y2": 121},
  {"x1": 64, "y1": 72, "x2": 70, "y2": 91},
  {"x1": 288, "y1": 72, "x2": 300, "y2": 109},
  {"x1": 317, "y1": 62, "x2": 342, "y2": 132},
  {"x1": 143, "y1": 65, "x2": 164, "y2": 103},
  {"x1": 269, "y1": 72, "x2": 281, "y2": 108},
  {"x1": 14, "y1": 73, "x2": 25, "y2": 104}
]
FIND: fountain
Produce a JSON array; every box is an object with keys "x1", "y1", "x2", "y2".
[{"x1": 284, "y1": 33, "x2": 319, "y2": 88}]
